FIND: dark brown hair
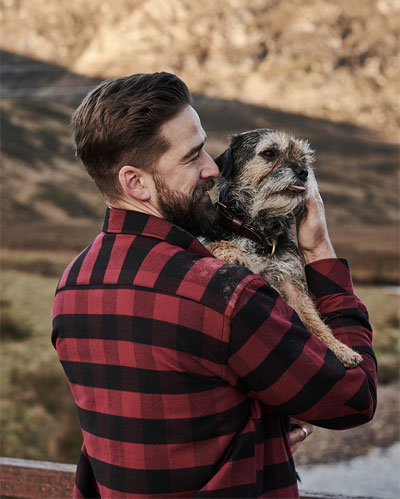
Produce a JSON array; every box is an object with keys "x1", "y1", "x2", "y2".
[{"x1": 71, "y1": 72, "x2": 191, "y2": 200}]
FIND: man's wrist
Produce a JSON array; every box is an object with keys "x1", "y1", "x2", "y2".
[{"x1": 301, "y1": 240, "x2": 336, "y2": 265}]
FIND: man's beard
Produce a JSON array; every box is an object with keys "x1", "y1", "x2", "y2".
[{"x1": 153, "y1": 174, "x2": 218, "y2": 238}]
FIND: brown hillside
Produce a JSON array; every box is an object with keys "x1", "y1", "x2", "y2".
[
  {"x1": 1, "y1": 53, "x2": 398, "y2": 283},
  {"x1": 1, "y1": 0, "x2": 398, "y2": 135},
  {"x1": 0, "y1": 45, "x2": 398, "y2": 283}
]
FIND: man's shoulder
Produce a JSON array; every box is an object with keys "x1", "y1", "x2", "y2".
[
  {"x1": 129, "y1": 237, "x2": 259, "y2": 313},
  {"x1": 56, "y1": 231, "x2": 260, "y2": 314},
  {"x1": 172, "y1": 251, "x2": 257, "y2": 310}
]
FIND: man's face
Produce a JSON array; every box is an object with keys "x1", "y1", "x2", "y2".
[{"x1": 150, "y1": 105, "x2": 220, "y2": 237}]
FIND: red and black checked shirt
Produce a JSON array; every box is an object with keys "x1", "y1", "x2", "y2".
[{"x1": 52, "y1": 207, "x2": 377, "y2": 498}]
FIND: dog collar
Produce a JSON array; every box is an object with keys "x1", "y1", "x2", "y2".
[{"x1": 215, "y1": 201, "x2": 276, "y2": 258}]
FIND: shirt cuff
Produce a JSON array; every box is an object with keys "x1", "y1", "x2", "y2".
[{"x1": 305, "y1": 258, "x2": 355, "y2": 299}]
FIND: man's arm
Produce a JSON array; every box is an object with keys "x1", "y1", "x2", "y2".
[{"x1": 226, "y1": 264, "x2": 376, "y2": 427}]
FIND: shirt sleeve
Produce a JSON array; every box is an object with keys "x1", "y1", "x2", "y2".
[{"x1": 225, "y1": 258, "x2": 377, "y2": 429}]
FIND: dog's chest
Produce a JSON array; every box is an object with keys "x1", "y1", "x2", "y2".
[{"x1": 233, "y1": 235, "x2": 305, "y2": 284}]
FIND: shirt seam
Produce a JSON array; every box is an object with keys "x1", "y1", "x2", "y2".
[{"x1": 220, "y1": 274, "x2": 269, "y2": 377}]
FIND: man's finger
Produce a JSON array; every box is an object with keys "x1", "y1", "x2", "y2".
[
  {"x1": 289, "y1": 426, "x2": 309, "y2": 445},
  {"x1": 289, "y1": 421, "x2": 314, "y2": 451}
]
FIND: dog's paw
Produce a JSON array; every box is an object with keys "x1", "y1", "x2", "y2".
[
  {"x1": 332, "y1": 342, "x2": 363, "y2": 369},
  {"x1": 207, "y1": 241, "x2": 249, "y2": 267}
]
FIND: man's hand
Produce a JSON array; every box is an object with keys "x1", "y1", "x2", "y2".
[
  {"x1": 289, "y1": 418, "x2": 314, "y2": 454},
  {"x1": 296, "y1": 183, "x2": 336, "y2": 264}
]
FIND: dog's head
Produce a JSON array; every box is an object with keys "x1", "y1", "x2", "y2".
[{"x1": 215, "y1": 128, "x2": 318, "y2": 218}]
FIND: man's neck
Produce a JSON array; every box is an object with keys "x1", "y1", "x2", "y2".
[{"x1": 108, "y1": 197, "x2": 163, "y2": 219}]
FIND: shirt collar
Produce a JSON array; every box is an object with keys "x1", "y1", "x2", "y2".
[{"x1": 102, "y1": 207, "x2": 212, "y2": 257}]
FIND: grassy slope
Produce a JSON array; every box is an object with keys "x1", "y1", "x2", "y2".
[{"x1": 1, "y1": 264, "x2": 80, "y2": 462}]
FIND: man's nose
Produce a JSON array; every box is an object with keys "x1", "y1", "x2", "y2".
[{"x1": 201, "y1": 152, "x2": 220, "y2": 179}]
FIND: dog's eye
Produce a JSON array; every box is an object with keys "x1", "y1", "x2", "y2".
[{"x1": 261, "y1": 149, "x2": 278, "y2": 160}]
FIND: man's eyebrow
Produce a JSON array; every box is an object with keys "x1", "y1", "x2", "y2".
[{"x1": 180, "y1": 136, "x2": 207, "y2": 162}]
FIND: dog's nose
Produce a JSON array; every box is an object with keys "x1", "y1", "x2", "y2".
[{"x1": 288, "y1": 162, "x2": 308, "y2": 181}]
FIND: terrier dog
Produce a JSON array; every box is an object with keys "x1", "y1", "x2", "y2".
[{"x1": 206, "y1": 128, "x2": 362, "y2": 368}]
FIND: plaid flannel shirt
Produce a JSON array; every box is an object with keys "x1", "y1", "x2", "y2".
[{"x1": 52, "y1": 207, "x2": 377, "y2": 498}]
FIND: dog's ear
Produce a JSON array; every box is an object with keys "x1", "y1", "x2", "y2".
[{"x1": 214, "y1": 147, "x2": 235, "y2": 179}]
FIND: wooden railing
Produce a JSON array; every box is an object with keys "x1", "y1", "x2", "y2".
[
  {"x1": 0, "y1": 456, "x2": 366, "y2": 499},
  {"x1": 0, "y1": 457, "x2": 75, "y2": 498}
]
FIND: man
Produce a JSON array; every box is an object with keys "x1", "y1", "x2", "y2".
[{"x1": 52, "y1": 72, "x2": 377, "y2": 498}]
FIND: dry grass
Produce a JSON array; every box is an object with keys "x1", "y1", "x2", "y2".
[
  {"x1": 355, "y1": 285, "x2": 400, "y2": 384},
  {"x1": 0, "y1": 264, "x2": 82, "y2": 462}
]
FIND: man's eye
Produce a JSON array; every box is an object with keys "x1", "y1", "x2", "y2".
[
  {"x1": 191, "y1": 152, "x2": 200, "y2": 162},
  {"x1": 261, "y1": 149, "x2": 278, "y2": 160}
]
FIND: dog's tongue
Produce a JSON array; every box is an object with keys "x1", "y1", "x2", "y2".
[{"x1": 288, "y1": 185, "x2": 306, "y2": 192}]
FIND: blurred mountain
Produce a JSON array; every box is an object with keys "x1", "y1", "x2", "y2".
[{"x1": 1, "y1": 0, "x2": 398, "y2": 136}]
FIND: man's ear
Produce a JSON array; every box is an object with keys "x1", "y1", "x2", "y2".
[{"x1": 118, "y1": 165, "x2": 151, "y2": 201}]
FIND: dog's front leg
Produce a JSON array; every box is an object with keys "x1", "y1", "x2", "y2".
[
  {"x1": 207, "y1": 240, "x2": 250, "y2": 267},
  {"x1": 277, "y1": 280, "x2": 363, "y2": 369}
]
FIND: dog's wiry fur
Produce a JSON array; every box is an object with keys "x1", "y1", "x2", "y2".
[{"x1": 206, "y1": 128, "x2": 362, "y2": 368}]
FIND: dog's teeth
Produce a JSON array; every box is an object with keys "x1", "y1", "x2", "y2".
[{"x1": 288, "y1": 185, "x2": 306, "y2": 192}]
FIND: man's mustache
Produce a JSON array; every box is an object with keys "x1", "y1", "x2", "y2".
[{"x1": 193, "y1": 178, "x2": 215, "y2": 199}]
